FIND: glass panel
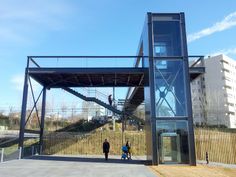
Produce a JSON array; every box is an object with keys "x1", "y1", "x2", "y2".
[
  {"x1": 155, "y1": 59, "x2": 187, "y2": 117},
  {"x1": 161, "y1": 135, "x2": 181, "y2": 163},
  {"x1": 153, "y1": 21, "x2": 182, "y2": 56},
  {"x1": 157, "y1": 120, "x2": 189, "y2": 164}
]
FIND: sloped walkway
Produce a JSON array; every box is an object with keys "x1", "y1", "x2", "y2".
[{"x1": 0, "y1": 155, "x2": 157, "y2": 177}]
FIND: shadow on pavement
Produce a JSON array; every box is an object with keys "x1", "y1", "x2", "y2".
[{"x1": 27, "y1": 155, "x2": 146, "y2": 165}]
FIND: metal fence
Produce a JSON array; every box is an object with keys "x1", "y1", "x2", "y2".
[
  {"x1": 43, "y1": 128, "x2": 236, "y2": 164},
  {"x1": 43, "y1": 130, "x2": 146, "y2": 156},
  {"x1": 0, "y1": 147, "x2": 21, "y2": 163},
  {"x1": 22, "y1": 145, "x2": 42, "y2": 158},
  {"x1": 195, "y1": 128, "x2": 236, "y2": 164},
  {"x1": 0, "y1": 145, "x2": 41, "y2": 163}
]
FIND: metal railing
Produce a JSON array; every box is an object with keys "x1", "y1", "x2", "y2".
[
  {"x1": 22, "y1": 144, "x2": 42, "y2": 158},
  {"x1": 0, "y1": 142, "x2": 41, "y2": 163},
  {"x1": 28, "y1": 55, "x2": 205, "y2": 69},
  {"x1": 74, "y1": 87, "x2": 119, "y2": 109},
  {"x1": 0, "y1": 147, "x2": 21, "y2": 163},
  {"x1": 189, "y1": 56, "x2": 205, "y2": 67},
  {"x1": 28, "y1": 56, "x2": 145, "y2": 69}
]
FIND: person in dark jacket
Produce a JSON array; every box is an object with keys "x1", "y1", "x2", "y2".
[
  {"x1": 126, "y1": 140, "x2": 131, "y2": 159},
  {"x1": 108, "y1": 94, "x2": 112, "y2": 106},
  {"x1": 103, "y1": 139, "x2": 110, "y2": 160}
]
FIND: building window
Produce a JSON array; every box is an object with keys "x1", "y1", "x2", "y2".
[
  {"x1": 222, "y1": 68, "x2": 230, "y2": 73},
  {"x1": 220, "y1": 60, "x2": 229, "y2": 64},
  {"x1": 224, "y1": 85, "x2": 232, "y2": 89}
]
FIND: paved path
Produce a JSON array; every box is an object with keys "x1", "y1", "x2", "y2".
[{"x1": 0, "y1": 155, "x2": 157, "y2": 177}]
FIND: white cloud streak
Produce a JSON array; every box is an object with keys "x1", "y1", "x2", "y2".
[
  {"x1": 11, "y1": 74, "x2": 25, "y2": 91},
  {"x1": 11, "y1": 74, "x2": 40, "y2": 92},
  {"x1": 188, "y1": 11, "x2": 236, "y2": 43},
  {"x1": 209, "y1": 47, "x2": 236, "y2": 57}
]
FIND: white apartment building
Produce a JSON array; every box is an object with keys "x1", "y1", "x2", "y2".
[{"x1": 191, "y1": 54, "x2": 236, "y2": 128}]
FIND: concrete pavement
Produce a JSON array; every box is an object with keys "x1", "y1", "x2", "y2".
[{"x1": 0, "y1": 155, "x2": 157, "y2": 177}]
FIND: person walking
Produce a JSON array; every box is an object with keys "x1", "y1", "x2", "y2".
[
  {"x1": 103, "y1": 139, "x2": 110, "y2": 160},
  {"x1": 126, "y1": 140, "x2": 132, "y2": 159},
  {"x1": 108, "y1": 94, "x2": 112, "y2": 106}
]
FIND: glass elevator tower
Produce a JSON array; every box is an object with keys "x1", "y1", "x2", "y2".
[{"x1": 140, "y1": 12, "x2": 196, "y2": 165}]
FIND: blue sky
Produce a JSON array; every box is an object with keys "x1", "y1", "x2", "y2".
[{"x1": 0, "y1": 0, "x2": 236, "y2": 112}]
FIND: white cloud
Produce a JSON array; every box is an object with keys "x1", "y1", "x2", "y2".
[
  {"x1": 0, "y1": 1, "x2": 74, "y2": 44},
  {"x1": 188, "y1": 11, "x2": 236, "y2": 43},
  {"x1": 11, "y1": 74, "x2": 24, "y2": 91},
  {"x1": 208, "y1": 47, "x2": 236, "y2": 57},
  {"x1": 11, "y1": 74, "x2": 41, "y2": 92}
]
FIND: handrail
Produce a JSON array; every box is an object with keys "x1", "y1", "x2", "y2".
[
  {"x1": 28, "y1": 55, "x2": 204, "y2": 60},
  {"x1": 80, "y1": 88, "x2": 118, "y2": 105},
  {"x1": 189, "y1": 56, "x2": 204, "y2": 68},
  {"x1": 29, "y1": 55, "x2": 200, "y2": 58},
  {"x1": 28, "y1": 56, "x2": 144, "y2": 69},
  {"x1": 0, "y1": 137, "x2": 19, "y2": 147}
]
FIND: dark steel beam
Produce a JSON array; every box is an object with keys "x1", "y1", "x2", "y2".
[
  {"x1": 147, "y1": 12, "x2": 158, "y2": 165},
  {"x1": 138, "y1": 74, "x2": 145, "y2": 86},
  {"x1": 46, "y1": 74, "x2": 76, "y2": 88},
  {"x1": 87, "y1": 74, "x2": 92, "y2": 86},
  {"x1": 189, "y1": 67, "x2": 205, "y2": 74},
  {"x1": 19, "y1": 59, "x2": 30, "y2": 151},
  {"x1": 181, "y1": 12, "x2": 196, "y2": 166},
  {"x1": 127, "y1": 75, "x2": 131, "y2": 85},
  {"x1": 28, "y1": 67, "x2": 148, "y2": 74},
  {"x1": 25, "y1": 129, "x2": 41, "y2": 134},
  {"x1": 74, "y1": 76, "x2": 80, "y2": 84},
  {"x1": 49, "y1": 84, "x2": 140, "y2": 88},
  {"x1": 24, "y1": 89, "x2": 43, "y2": 126},
  {"x1": 28, "y1": 55, "x2": 191, "y2": 59},
  {"x1": 29, "y1": 77, "x2": 41, "y2": 127},
  {"x1": 29, "y1": 58, "x2": 41, "y2": 68},
  {"x1": 101, "y1": 75, "x2": 105, "y2": 85},
  {"x1": 114, "y1": 73, "x2": 117, "y2": 86},
  {"x1": 39, "y1": 87, "x2": 46, "y2": 151},
  {"x1": 29, "y1": 55, "x2": 145, "y2": 59}
]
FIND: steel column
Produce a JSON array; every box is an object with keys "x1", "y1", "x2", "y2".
[
  {"x1": 180, "y1": 12, "x2": 196, "y2": 166},
  {"x1": 1, "y1": 148, "x2": 4, "y2": 162},
  {"x1": 147, "y1": 12, "x2": 158, "y2": 165},
  {"x1": 39, "y1": 87, "x2": 47, "y2": 152},
  {"x1": 19, "y1": 58, "x2": 30, "y2": 151}
]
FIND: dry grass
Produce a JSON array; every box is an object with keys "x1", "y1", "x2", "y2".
[
  {"x1": 43, "y1": 129, "x2": 146, "y2": 155},
  {"x1": 149, "y1": 164, "x2": 236, "y2": 177},
  {"x1": 195, "y1": 128, "x2": 236, "y2": 164}
]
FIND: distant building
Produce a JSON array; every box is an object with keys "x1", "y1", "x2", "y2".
[
  {"x1": 81, "y1": 101, "x2": 105, "y2": 121},
  {"x1": 0, "y1": 115, "x2": 9, "y2": 130},
  {"x1": 191, "y1": 54, "x2": 236, "y2": 128}
]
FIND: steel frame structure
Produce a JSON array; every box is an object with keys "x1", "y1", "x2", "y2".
[
  {"x1": 19, "y1": 56, "x2": 150, "y2": 154},
  {"x1": 19, "y1": 12, "x2": 205, "y2": 165},
  {"x1": 19, "y1": 54, "x2": 203, "y2": 161}
]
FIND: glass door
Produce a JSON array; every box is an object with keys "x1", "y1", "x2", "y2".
[{"x1": 160, "y1": 132, "x2": 181, "y2": 164}]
